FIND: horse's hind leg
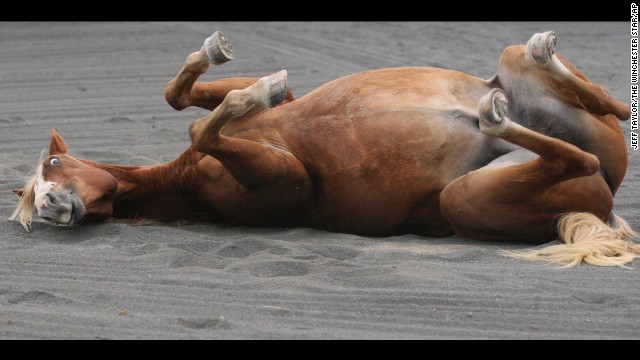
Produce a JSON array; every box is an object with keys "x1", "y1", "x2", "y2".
[
  {"x1": 164, "y1": 31, "x2": 294, "y2": 111},
  {"x1": 440, "y1": 89, "x2": 613, "y2": 243},
  {"x1": 524, "y1": 31, "x2": 629, "y2": 119}
]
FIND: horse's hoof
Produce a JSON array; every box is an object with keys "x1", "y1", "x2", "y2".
[
  {"x1": 478, "y1": 88, "x2": 511, "y2": 136},
  {"x1": 526, "y1": 31, "x2": 557, "y2": 65},
  {"x1": 204, "y1": 31, "x2": 235, "y2": 65},
  {"x1": 264, "y1": 70, "x2": 288, "y2": 108}
]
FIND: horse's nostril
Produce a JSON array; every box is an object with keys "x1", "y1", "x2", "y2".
[
  {"x1": 42, "y1": 216, "x2": 52, "y2": 222},
  {"x1": 45, "y1": 193, "x2": 56, "y2": 205}
]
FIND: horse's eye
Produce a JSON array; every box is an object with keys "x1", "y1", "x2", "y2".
[{"x1": 50, "y1": 157, "x2": 61, "y2": 166}]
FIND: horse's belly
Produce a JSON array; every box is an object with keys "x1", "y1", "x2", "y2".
[{"x1": 299, "y1": 116, "x2": 502, "y2": 236}]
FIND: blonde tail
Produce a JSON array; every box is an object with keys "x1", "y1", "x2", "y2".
[{"x1": 504, "y1": 212, "x2": 640, "y2": 267}]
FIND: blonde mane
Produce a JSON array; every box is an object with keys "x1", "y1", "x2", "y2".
[{"x1": 9, "y1": 164, "x2": 43, "y2": 232}]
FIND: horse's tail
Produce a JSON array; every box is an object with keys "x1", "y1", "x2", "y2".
[{"x1": 504, "y1": 212, "x2": 640, "y2": 267}]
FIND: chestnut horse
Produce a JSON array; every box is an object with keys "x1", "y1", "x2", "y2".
[{"x1": 11, "y1": 31, "x2": 640, "y2": 267}]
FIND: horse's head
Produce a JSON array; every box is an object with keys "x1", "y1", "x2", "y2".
[{"x1": 11, "y1": 129, "x2": 118, "y2": 231}]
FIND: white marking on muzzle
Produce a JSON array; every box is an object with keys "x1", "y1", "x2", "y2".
[
  {"x1": 33, "y1": 170, "x2": 72, "y2": 224},
  {"x1": 34, "y1": 172, "x2": 55, "y2": 213}
]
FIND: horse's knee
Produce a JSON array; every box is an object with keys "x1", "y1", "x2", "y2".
[
  {"x1": 188, "y1": 119, "x2": 213, "y2": 153},
  {"x1": 223, "y1": 89, "x2": 253, "y2": 117}
]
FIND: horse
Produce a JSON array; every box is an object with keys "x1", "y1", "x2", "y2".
[{"x1": 10, "y1": 30, "x2": 640, "y2": 267}]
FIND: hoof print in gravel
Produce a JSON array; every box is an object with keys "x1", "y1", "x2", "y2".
[
  {"x1": 292, "y1": 254, "x2": 317, "y2": 260},
  {"x1": 216, "y1": 240, "x2": 268, "y2": 258},
  {"x1": 268, "y1": 247, "x2": 292, "y2": 255},
  {"x1": 130, "y1": 243, "x2": 161, "y2": 256},
  {"x1": 572, "y1": 291, "x2": 618, "y2": 305},
  {"x1": 168, "y1": 241, "x2": 219, "y2": 253},
  {"x1": 168, "y1": 252, "x2": 201, "y2": 268},
  {"x1": 303, "y1": 245, "x2": 361, "y2": 261},
  {"x1": 246, "y1": 261, "x2": 311, "y2": 278},
  {"x1": 262, "y1": 307, "x2": 292, "y2": 318},
  {"x1": 176, "y1": 317, "x2": 232, "y2": 330},
  {"x1": 0, "y1": 116, "x2": 24, "y2": 124},
  {"x1": 217, "y1": 245, "x2": 252, "y2": 258},
  {"x1": 168, "y1": 252, "x2": 225, "y2": 270},
  {"x1": 106, "y1": 117, "x2": 133, "y2": 123},
  {"x1": 7, "y1": 291, "x2": 67, "y2": 305}
]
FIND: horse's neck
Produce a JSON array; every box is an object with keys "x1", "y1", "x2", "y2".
[{"x1": 84, "y1": 148, "x2": 208, "y2": 222}]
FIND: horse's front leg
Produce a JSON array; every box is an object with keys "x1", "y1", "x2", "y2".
[
  {"x1": 164, "y1": 31, "x2": 294, "y2": 111},
  {"x1": 188, "y1": 70, "x2": 309, "y2": 192}
]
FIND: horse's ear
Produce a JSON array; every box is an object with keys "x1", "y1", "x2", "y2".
[
  {"x1": 49, "y1": 128, "x2": 68, "y2": 155},
  {"x1": 13, "y1": 189, "x2": 24, "y2": 197}
]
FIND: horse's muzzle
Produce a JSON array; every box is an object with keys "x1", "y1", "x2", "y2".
[{"x1": 38, "y1": 190, "x2": 86, "y2": 226}]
